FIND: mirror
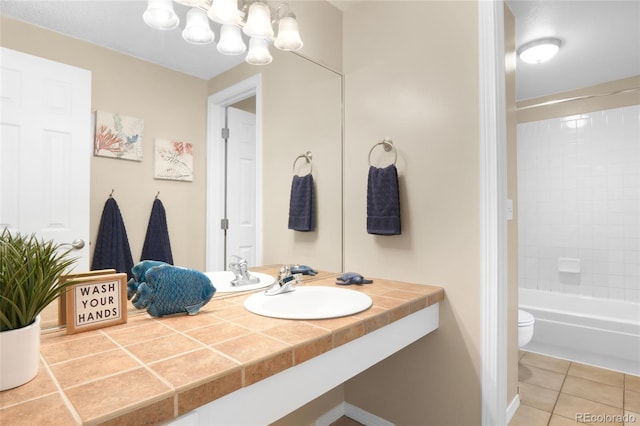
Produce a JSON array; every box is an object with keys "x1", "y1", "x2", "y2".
[
  {"x1": 0, "y1": 10, "x2": 343, "y2": 330},
  {"x1": 207, "y1": 50, "x2": 344, "y2": 274}
]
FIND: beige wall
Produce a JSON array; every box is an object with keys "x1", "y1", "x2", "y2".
[
  {"x1": 207, "y1": 2, "x2": 343, "y2": 272},
  {"x1": 341, "y1": 2, "x2": 482, "y2": 425},
  {"x1": 0, "y1": 16, "x2": 209, "y2": 271},
  {"x1": 293, "y1": 0, "x2": 343, "y2": 72},
  {"x1": 232, "y1": 0, "x2": 343, "y2": 269}
]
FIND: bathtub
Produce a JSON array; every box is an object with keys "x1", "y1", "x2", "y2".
[{"x1": 519, "y1": 289, "x2": 640, "y2": 375}]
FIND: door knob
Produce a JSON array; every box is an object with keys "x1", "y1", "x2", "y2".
[{"x1": 63, "y1": 239, "x2": 85, "y2": 250}]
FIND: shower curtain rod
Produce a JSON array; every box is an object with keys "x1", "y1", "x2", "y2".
[{"x1": 516, "y1": 86, "x2": 640, "y2": 111}]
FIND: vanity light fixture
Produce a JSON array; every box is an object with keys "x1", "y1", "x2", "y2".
[
  {"x1": 143, "y1": 0, "x2": 303, "y2": 65},
  {"x1": 143, "y1": 0, "x2": 180, "y2": 30},
  {"x1": 517, "y1": 38, "x2": 562, "y2": 64}
]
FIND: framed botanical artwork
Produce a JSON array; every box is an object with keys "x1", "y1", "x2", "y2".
[
  {"x1": 154, "y1": 138, "x2": 194, "y2": 181},
  {"x1": 94, "y1": 110, "x2": 144, "y2": 161}
]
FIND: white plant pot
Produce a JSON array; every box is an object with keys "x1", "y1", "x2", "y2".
[{"x1": 0, "y1": 315, "x2": 41, "y2": 391}]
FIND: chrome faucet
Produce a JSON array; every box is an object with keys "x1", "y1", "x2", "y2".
[
  {"x1": 264, "y1": 265, "x2": 301, "y2": 296},
  {"x1": 228, "y1": 255, "x2": 260, "y2": 286}
]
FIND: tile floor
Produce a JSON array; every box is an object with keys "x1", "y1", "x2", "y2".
[{"x1": 510, "y1": 351, "x2": 640, "y2": 425}]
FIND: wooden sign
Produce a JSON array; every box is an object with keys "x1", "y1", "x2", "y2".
[
  {"x1": 65, "y1": 272, "x2": 127, "y2": 334},
  {"x1": 58, "y1": 269, "x2": 116, "y2": 326}
]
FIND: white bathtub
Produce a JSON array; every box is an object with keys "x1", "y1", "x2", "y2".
[{"x1": 519, "y1": 289, "x2": 640, "y2": 375}]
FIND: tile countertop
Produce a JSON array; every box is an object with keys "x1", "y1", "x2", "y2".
[{"x1": 0, "y1": 266, "x2": 444, "y2": 426}]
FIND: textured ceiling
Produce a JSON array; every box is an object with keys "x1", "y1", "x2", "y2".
[
  {"x1": 2, "y1": 1, "x2": 639, "y2": 100},
  {"x1": 0, "y1": 0, "x2": 246, "y2": 80},
  {"x1": 508, "y1": 0, "x2": 640, "y2": 100}
]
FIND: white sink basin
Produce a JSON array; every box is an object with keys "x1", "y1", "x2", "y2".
[
  {"x1": 205, "y1": 271, "x2": 275, "y2": 293},
  {"x1": 243, "y1": 286, "x2": 373, "y2": 319}
]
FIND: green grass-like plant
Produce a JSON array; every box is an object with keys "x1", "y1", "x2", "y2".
[{"x1": 0, "y1": 229, "x2": 78, "y2": 332}]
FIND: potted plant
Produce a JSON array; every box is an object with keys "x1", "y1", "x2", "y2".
[{"x1": 0, "y1": 229, "x2": 78, "y2": 391}]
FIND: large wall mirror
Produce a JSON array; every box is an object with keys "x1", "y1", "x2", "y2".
[
  {"x1": 0, "y1": 3, "x2": 343, "y2": 330},
  {"x1": 207, "y1": 50, "x2": 344, "y2": 275}
]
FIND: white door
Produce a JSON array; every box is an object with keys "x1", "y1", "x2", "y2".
[
  {"x1": 0, "y1": 47, "x2": 91, "y2": 270},
  {"x1": 226, "y1": 107, "x2": 257, "y2": 266}
]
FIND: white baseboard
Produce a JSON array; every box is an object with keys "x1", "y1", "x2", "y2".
[
  {"x1": 345, "y1": 403, "x2": 395, "y2": 426},
  {"x1": 315, "y1": 402, "x2": 395, "y2": 426},
  {"x1": 316, "y1": 395, "x2": 519, "y2": 426},
  {"x1": 506, "y1": 394, "x2": 520, "y2": 424},
  {"x1": 315, "y1": 402, "x2": 346, "y2": 426}
]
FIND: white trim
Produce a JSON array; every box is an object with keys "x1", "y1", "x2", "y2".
[
  {"x1": 206, "y1": 74, "x2": 263, "y2": 271},
  {"x1": 168, "y1": 304, "x2": 439, "y2": 425},
  {"x1": 345, "y1": 403, "x2": 395, "y2": 426},
  {"x1": 315, "y1": 402, "x2": 395, "y2": 426},
  {"x1": 479, "y1": 1, "x2": 508, "y2": 426},
  {"x1": 506, "y1": 394, "x2": 520, "y2": 424},
  {"x1": 315, "y1": 402, "x2": 346, "y2": 426}
]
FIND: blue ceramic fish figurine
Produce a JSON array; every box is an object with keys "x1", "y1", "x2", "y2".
[
  {"x1": 290, "y1": 264, "x2": 317, "y2": 276},
  {"x1": 127, "y1": 260, "x2": 167, "y2": 300},
  {"x1": 127, "y1": 261, "x2": 216, "y2": 317},
  {"x1": 336, "y1": 272, "x2": 373, "y2": 285}
]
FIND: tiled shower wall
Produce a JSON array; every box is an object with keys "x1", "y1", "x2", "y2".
[{"x1": 517, "y1": 104, "x2": 640, "y2": 303}]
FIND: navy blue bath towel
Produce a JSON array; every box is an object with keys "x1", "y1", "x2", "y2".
[
  {"x1": 141, "y1": 198, "x2": 174, "y2": 264},
  {"x1": 92, "y1": 197, "x2": 135, "y2": 279},
  {"x1": 367, "y1": 164, "x2": 401, "y2": 235},
  {"x1": 288, "y1": 174, "x2": 315, "y2": 232}
]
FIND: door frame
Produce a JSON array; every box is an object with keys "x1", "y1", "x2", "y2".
[
  {"x1": 479, "y1": 1, "x2": 508, "y2": 425},
  {"x1": 205, "y1": 74, "x2": 263, "y2": 271}
]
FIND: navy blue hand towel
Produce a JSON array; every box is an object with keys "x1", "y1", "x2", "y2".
[
  {"x1": 288, "y1": 174, "x2": 315, "y2": 232},
  {"x1": 91, "y1": 197, "x2": 135, "y2": 279},
  {"x1": 141, "y1": 198, "x2": 174, "y2": 264},
  {"x1": 367, "y1": 164, "x2": 401, "y2": 235}
]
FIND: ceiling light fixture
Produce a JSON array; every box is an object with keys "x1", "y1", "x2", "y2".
[
  {"x1": 143, "y1": 0, "x2": 303, "y2": 66},
  {"x1": 517, "y1": 38, "x2": 561, "y2": 64}
]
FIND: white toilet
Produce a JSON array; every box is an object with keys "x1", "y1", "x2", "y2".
[{"x1": 518, "y1": 309, "x2": 535, "y2": 348}]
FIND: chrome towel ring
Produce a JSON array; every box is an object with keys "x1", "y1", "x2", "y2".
[
  {"x1": 292, "y1": 151, "x2": 313, "y2": 175},
  {"x1": 368, "y1": 137, "x2": 397, "y2": 167}
]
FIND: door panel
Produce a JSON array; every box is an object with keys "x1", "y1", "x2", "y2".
[
  {"x1": 226, "y1": 107, "x2": 257, "y2": 267},
  {"x1": 0, "y1": 47, "x2": 91, "y2": 271}
]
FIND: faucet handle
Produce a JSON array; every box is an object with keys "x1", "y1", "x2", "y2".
[{"x1": 265, "y1": 267, "x2": 299, "y2": 296}]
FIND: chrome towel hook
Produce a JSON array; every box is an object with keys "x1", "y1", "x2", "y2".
[{"x1": 368, "y1": 137, "x2": 397, "y2": 167}]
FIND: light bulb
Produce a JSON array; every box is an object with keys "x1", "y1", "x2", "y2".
[
  {"x1": 243, "y1": 2, "x2": 274, "y2": 39},
  {"x1": 182, "y1": 8, "x2": 214, "y2": 44},
  {"x1": 274, "y1": 16, "x2": 303, "y2": 51},
  {"x1": 217, "y1": 24, "x2": 247, "y2": 55},
  {"x1": 208, "y1": 0, "x2": 242, "y2": 25},
  {"x1": 245, "y1": 37, "x2": 272, "y2": 65},
  {"x1": 518, "y1": 38, "x2": 561, "y2": 64},
  {"x1": 142, "y1": 0, "x2": 179, "y2": 31}
]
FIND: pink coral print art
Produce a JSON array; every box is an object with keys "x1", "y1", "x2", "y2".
[
  {"x1": 154, "y1": 138, "x2": 194, "y2": 181},
  {"x1": 94, "y1": 111, "x2": 144, "y2": 161}
]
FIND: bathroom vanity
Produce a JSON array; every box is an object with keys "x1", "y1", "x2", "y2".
[{"x1": 0, "y1": 266, "x2": 443, "y2": 425}]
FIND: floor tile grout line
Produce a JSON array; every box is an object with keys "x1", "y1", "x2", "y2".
[
  {"x1": 546, "y1": 360, "x2": 571, "y2": 426},
  {"x1": 623, "y1": 373, "x2": 626, "y2": 414}
]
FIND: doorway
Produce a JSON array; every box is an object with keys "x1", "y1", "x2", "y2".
[
  {"x1": 0, "y1": 48, "x2": 92, "y2": 328},
  {"x1": 205, "y1": 75, "x2": 263, "y2": 272}
]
